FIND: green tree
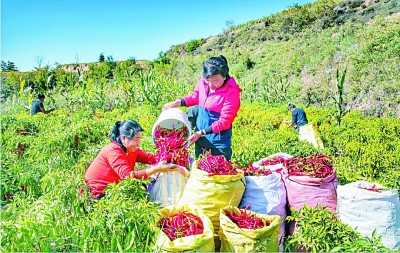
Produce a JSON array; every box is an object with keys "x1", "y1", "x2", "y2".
[
  {"x1": 186, "y1": 39, "x2": 203, "y2": 53},
  {"x1": 154, "y1": 51, "x2": 170, "y2": 64},
  {"x1": 1, "y1": 60, "x2": 18, "y2": 72},
  {"x1": 125, "y1": 56, "x2": 137, "y2": 66},
  {"x1": 105, "y1": 55, "x2": 116, "y2": 78},
  {"x1": 98, "y1": 53, "x2": 105, "y2": 62},
  {"x1": 224, "y1": 19, "x2": 235, "y2": 32}
]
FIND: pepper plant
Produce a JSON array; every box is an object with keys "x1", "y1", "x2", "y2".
[{"x1": 285, "y1": 204, "x2": 391, "y2": 252}]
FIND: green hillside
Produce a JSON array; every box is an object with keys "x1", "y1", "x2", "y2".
[
  {"x1": 160, "y1": 0, "x2": 400, "y2": 117},
  {"x1": 2, "y1": 0, "x2": 399, "y2": 117}
]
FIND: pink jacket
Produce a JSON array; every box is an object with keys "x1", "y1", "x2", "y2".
[{"x1": 182, "y1": 76, "x2": 242, "y2": 149}]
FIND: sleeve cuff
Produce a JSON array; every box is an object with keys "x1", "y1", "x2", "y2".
[
  {"x1": 133, "y1": 170, "x2": 148, "y2": 180},
  {"x1": 204, "y1": 126, "x2": 212, "y2": 134}
]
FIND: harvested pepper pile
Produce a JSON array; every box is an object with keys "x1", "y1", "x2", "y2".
[
  {"x1": 154, "y1": 125, "x2": 189, "y2": 167},
  {"x1": 225, "y1": 207, "x2": 271, "y2": 230},
  {"x1": 284, "y1": 154, "x2": 334, "y2": 178},
  {"x1": 158, "y1": 211, "x2": 204, "y2": 241},
  {"x1": 197, "y1": 152, "x2": 240, "y2": 176},
  {"x1": 259, "y1": 156, "x2": 287, "y2": 166},
  {"x1": 241, "y1": 162, "x2": 273, "y2": 176}
]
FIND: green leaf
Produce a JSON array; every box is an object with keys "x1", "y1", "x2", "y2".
[
  {"x1": 330, "y1": 246, "x2": 342, "y2": 252},
  {"x1": 116, "y1": 236, "x2": 123, "y2": 252}
]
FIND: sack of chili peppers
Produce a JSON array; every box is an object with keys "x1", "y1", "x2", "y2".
[
  {"x1": 238, "y1": 162, "x2": 287, "y2": 251},
  {"x1": 282, "y1": 154, "x2": 338, "y2": 235},
  {"x1": 219, "y1": 206, "x2": 280, "y2": 252},
  {"x1": 337, "y1": 181, "x2": 400, "y2": 250},
  {"x1": 178, "y1": 153, "x2": 246, "y2": 244},
  {"x1": 154, "y1": 203, "x2": 215, "y2": 252}
]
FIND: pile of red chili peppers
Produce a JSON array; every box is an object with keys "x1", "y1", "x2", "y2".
[
  {"x1": 158, "y1": 211, "x2": 204, "y2": 241},
  {"x1": 197, "y1": 152, "x2": 239, "y2": 176},
  {"x1": 154, "y1": 125, "x2": 189, "y2": 168},
  {"x1": 225, "y1": 207, "x2": 271, "y2": 230},
  {"x1": 241, "y1": 162, "x2": 273, "y2": 176},
  {"x1": 284, "y1": 154, "x2": 334, "y2": 178},
  {"x1": 260, "y1": 156, "x2": 287, "y2": 166}
]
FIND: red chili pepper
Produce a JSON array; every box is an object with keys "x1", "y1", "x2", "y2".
[
  {"x1": 225, "y1": 206, "x2": 270, "y2": 230},
  {"x1": 362, "y1": 184, "x2": 382, "y2": 193},
  {"x1": 197, "y1": 151, "x2": 240, "y2": 176},
  {"x1": 241, "y1": 162, "x2": 273, "y2": 176},
  {"x1": 284, "y1": 154, "x2": 334, "y2": 178},
  {"x1": 158, "y1": 211, "x2": 204, "y2": 241},
  {"x1": 154, "y1": 126, "x2": 189, "y2": 167},
  {"x1": 260, "y1": 156, "x2": 287, "y2": 166}
]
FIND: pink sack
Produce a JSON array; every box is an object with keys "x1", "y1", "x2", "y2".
[{"x1": 282, "y1": 167, "x2": 338, "y2": 235}]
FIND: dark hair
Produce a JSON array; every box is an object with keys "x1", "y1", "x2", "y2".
[
  {"x1": 288, "y1": 104, "x2": 296, "y2": 110},
  {"x1": 110, "y1": 120, "x2": 143, "y2": 152},
  {"x1": 38, "y1": 94, "x2": 45, "y2": 99},
  {"x1": 203, "y1": 55, "x2": 230, "y2": 79}
]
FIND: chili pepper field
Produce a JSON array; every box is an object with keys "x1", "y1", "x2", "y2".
[
  {"x1": 1, "y1": 97, "x2": 399, "y2": 251},
  {"x1": 2, "y1": 0, "x2": 400, "y2": 249}
]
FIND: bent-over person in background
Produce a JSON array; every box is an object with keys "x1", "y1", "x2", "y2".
[
  {"x1": 288, "y1": 104, "x2": 308, "y2": 132},
  {"x1": 31, "y1": 94, "x2": 55, "y2": 115}
]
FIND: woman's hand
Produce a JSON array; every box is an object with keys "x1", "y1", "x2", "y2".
[
  {"x1": 162, "y1": 100, "x2": 180, "y2": 111},
  {"x1": 187, "y1": 131, "x2": 202, "y2": 147},
  {"x1": 147, "y1": 161, "x2": 177, "y2": 176},
  {"x1": 157, "y1": 161, "x2": 177, "y2": 172}
]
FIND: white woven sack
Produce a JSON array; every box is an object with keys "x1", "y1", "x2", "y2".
[
  {"x1": 337, "y1": 181, "x2": 400, "y2": 250},
  {"x1": 148, "y1": 170, "x2": 187, "y2": 208},
  {"x1": 239, "y1": 173, "x2": 287, "y2": 251}
]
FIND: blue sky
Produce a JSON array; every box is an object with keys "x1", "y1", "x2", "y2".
[{"x1": 2, "y1": 0, "x2": 316, "y2": 71}]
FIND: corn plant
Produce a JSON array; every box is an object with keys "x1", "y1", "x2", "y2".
[
  {"x1": 332, "y1": 67, "x2": 348, "y2": 126},
  {"x1": 136, "y1": 69, "x2": 169, "y2": 113}
]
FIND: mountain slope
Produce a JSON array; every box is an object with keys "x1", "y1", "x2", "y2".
[{"x1": 163, "y1": 0, "x2": 400, "y2": 117}]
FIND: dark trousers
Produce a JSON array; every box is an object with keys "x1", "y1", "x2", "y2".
[{"x1": 187, "y1": 105, "x2": 199, "y2": 130}]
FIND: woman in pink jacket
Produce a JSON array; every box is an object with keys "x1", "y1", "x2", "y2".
[{"x1": 162, "y1": 55, "x2": 242, "y2": 161}]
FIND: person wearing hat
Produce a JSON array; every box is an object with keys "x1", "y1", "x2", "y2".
[
  {"x1": 31, "y1": 94, "x2": 55, "y2": 115},
  {"x1": 288, "y1": 104, "x2": 308, "y2": 132}
]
